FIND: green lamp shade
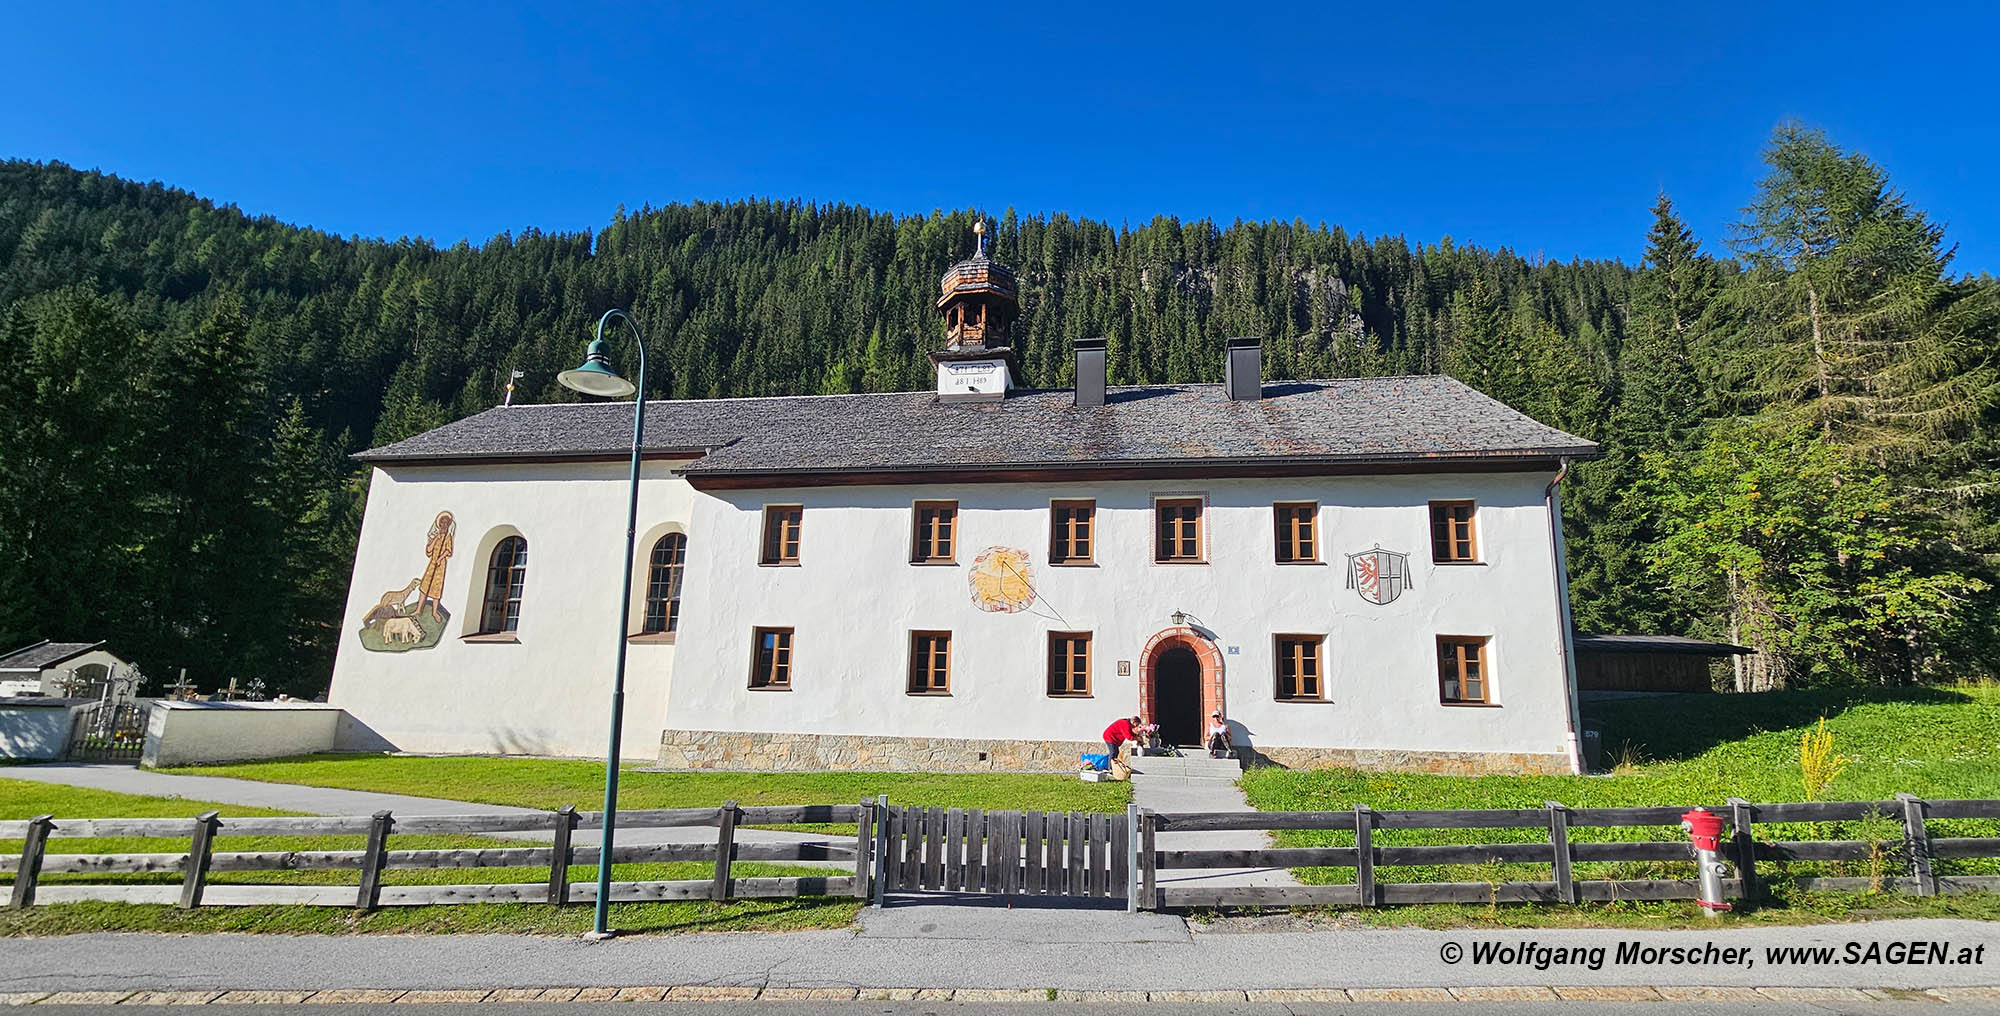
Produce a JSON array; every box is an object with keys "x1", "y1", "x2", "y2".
[{"x1": 557, "y1": 339, "x2": 637, "y2": 399}]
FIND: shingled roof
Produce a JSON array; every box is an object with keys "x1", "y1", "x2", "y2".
[
  {"x1": 0, "y1": 641, "x2": 104, "y2": 672},
  {"x1": 356, "y1": 376, "x2": 1597, "y2": 477}
]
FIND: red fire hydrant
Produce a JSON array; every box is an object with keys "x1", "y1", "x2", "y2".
[{"x1": 1681, "y1": 808, "x2": 1733, "y2": 916}]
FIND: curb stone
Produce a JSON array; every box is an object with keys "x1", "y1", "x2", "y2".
[
  {"x1": 0, "y1": 983, "x2": 1986, "y2": 1003},
  {"x1": 1450, "y1": 986, "x2": 1560, "y2": 1001}
]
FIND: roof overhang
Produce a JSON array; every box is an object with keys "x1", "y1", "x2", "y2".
[
  {"x1": 1573, "y1": 634, "x2": 1754, "y2": 656},
  {"x1": 682, "y1": 452, "x2": 1586, "y2": 491},
  {"x1": 354, "y1": 447, "x2": 713, "y2": 467}
]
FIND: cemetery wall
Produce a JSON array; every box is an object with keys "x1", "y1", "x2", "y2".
[
  {"x1": 140, "y1": 701, "x2": 343, "y2": 767},
  {"x1": 0, "y1": 699, "x2": 88, "y2": 759}
]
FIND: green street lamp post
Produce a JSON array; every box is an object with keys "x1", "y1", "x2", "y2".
[{"x1": 557, "y1": 308, "x2": 647, "y2": 940}]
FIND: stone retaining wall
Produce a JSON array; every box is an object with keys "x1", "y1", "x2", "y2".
[
  {"x1": 1243, "y1": 745, "x2": 1573, "y2": 775},
  {"x1": 658, "y1": 729, "x2": 1571, "y2": 775}
]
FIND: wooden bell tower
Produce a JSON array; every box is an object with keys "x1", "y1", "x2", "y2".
[{"x1": 930, "y1": 219, "x2": 1021, "y2": 400}]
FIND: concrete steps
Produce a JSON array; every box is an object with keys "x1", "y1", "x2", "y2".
[{"x1": 1126, "y1": 753, "x2": 1243, "y2": 782}]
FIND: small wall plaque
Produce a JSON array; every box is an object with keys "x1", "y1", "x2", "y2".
[
  {"x1": 1227, "y1": 646, "x2": 1240, "y2": 655},
  {"x1": 1116, "y1": 660, "x2": 1132, "y2": 676}
]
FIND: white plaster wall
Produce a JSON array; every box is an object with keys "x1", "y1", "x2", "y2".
[
  {"x1": 668, "y1": 472, "x2": 1573, "y2": 760},
  {"x1": 139, "y1": 702, "x2": 343, "y2": 767},
  {"x1": 326, "y1": 458, "x2": 694, "y2": 759},
  {"x1": 0, "y1": 701, "x2": 85, "y2": 759}
]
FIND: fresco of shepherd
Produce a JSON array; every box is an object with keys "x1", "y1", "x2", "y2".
[{"x1": 420, "y1": 511, "x2": 455, "y2": 622}]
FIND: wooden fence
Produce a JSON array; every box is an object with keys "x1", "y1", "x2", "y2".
[
  {"x1": 1136, "y1": 796, "x2": 2000, "y2": 909},
  {"x1": 4, "y1": 802, "x2": 869, "y2": 911},
  {"x1": 8, "y1": 796, "x2": 1997, "y2": 913},
  {"x1": 874, "y1": 803, "x2": 1130, "y2": 901}
]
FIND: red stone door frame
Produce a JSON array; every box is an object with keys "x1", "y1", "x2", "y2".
[{"x1": 1138, "y1": 625, "x2": 1226, "y2": 732}]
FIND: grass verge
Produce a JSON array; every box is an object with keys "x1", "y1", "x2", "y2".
[
  {"x1": 0, "y1": 777, "x2": 859, "y2": 936},
  {"x1": 157, "y1": 755, "x2": 1131, "y2": 816},
  {"x1": 1190, "y1": 887, "x2": 2000, "y2": 930}
]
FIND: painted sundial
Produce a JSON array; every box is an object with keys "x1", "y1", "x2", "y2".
[{"x1": 968, "y1": 546, "x2": 1036, "y2": 613}]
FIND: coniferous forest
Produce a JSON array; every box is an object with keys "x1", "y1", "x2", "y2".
[{"x1": 3, "y1": 123, "x2": 1997, "y2": 697}]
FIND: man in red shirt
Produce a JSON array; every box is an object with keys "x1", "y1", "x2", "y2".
[{"x1": 1102, "y1": 715, "x2": 1142, "y2": 759}]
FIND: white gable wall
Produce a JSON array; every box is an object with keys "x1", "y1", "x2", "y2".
[
  {"x1": 328, "y1": 458, "x2": 696, "y2": 759},
  {"x1": 668, "y1": 471, "x2": 1572, "y2": 763}
]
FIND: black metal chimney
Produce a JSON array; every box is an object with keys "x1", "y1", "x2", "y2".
[
  {"x1": 1074, "y1": 337, "x2": 1107, "y2": 408},
  {"x1": 1224, "y1": 337, "x2": 1263, "y2": 400}
]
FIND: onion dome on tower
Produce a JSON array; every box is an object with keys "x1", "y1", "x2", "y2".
[{"x1": 930, "y1": 219, "x2": 1021, "y2": 401}]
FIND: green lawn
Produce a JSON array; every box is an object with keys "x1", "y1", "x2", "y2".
[
  {"x1": 1243, "y1": 682, "x2": 2000, "y2": 813},
  {"x1": 0, "y1": 777, "x2": 860, "y2": 936},
  {"x1": 1238, "y1": 683, "x2": 2000, "y2": 920},
  {"x1": 158, "y1": 754, "x2": 1132, "y2": 815}
]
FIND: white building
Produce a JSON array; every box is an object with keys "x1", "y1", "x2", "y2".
[
  {"x1": 329, "y1": 232, "x2": 1597, "y2": 775},
  {"x1": 0, "y1": 641, "x2": 138, "y2": 699}
]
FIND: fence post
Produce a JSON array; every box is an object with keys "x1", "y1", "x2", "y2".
[
  {"x1": 1125, "y1": 804, "x2": 1139, "y2": 913},
  {"x1": 1726, "y1": 797, "x2": 1757, "y2": 905},
  {"x1": 1546, "y1": 801, "x2": 1576, "y2": 904},
  {"x1": 8, "y1": 815, "x2": 54, "y2": 910},
  {"x1": 1354, "y1": 805, "x2": 1375, "y2": 908},
  {"x1": 178, "y1": 811, "x2": 221, "y2": 910},
  {"x1": 547, "y1": 806, "x2": 577, "y2": 906},
  {"x1": 712, "y1": 800, "x2": 738, "y2": 902},
  {"x1": 871, "y1": 795, "x2": 888, "y2": 907},
  {"x1": 1138, "y1": 810, "x2": 1157, "y2": 911},
  {"x1": 852, "y1": 798, "x2": 874, "y2": 899},
  {"x1": 355, "y1": 810, "x2": 393, "y2": 913},
  {"x1": 1895, "y1": 793, "x2": 1937, "y2": 897}
]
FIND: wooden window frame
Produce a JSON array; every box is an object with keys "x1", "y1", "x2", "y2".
[
  {"x1": 479, "y1": 535, "x2": 529, "y2": 634},
  {"x1": 749, "y1": 627, "x2": 794, "y2": 690},
  {"x1": 1274, "y1": 634, "x2": 1325, "y2": 702},
  {"x1": 910, "y1": 501, "x2": 959, "y2": 564},
  {"x1": 1047, "y1": 631, "x2": 1092, "y2": 697},
  {"x1": 1049, "y1": 499, "x2": 1096, "y2": 566},
  {"x1": 1429, "y1": 500, "x2": 1480, "y2": 564},
  {"x1": 1274, "y1": 502, "x2": 1320, "y2": 564},
  {"x1": 1153, "y1": 496, "x2": 1206, "y2": 564},
  {"x1": 1437, "y1": 635, "x2": 1492, "y2": 705},
  {"x1": 907, "y1": 630, "x2": 952, "y2": 695},
  {"x1": 760, "y1": 505, "x2": 803, "y2": 566},
  {"x1": 638, "y1": 532, "x2": 686, "y2": 639}
]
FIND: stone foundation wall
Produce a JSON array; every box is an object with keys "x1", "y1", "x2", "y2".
[
  {"x1": 1243, "y1": 745, "x2": 1574, "y2": 775},
  {"x1": 658, "y1": 728, "x2": 1573, "y2": 775},
  {"x1": 657, "y1": 729, "x2": 1103, "y2": 773}
]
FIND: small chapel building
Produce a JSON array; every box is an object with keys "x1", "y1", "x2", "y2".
[{"x1": 329, "y1": 226, "x2": 1598, "y2": 775}]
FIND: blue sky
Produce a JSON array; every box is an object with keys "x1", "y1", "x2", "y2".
[{"x1": 6, "y1": 1, "x2": 1997, "y2": 273}]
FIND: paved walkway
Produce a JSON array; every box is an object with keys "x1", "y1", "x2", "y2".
[
  {"x1": 2, "y1": 763, "x2": 838, "y2": 851},
  {"x1": 2, "y1": 917, "x2": 1995, "y2": 996},
  {"x1": 1125, "y1": 752, "x2": 1297, "y2": 890}
]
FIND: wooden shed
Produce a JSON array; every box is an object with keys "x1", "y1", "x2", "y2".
[{"x1": 1572, "y1": 634, "x2": 1752, "y2": 693}]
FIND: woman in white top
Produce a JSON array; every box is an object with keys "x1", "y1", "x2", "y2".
[{"x1": 1206, "y1": 711, "x2": 1232, "y2": 758}]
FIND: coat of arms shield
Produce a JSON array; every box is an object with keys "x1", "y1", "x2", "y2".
[{"x1": 1345, "y1": 546, "x2": 1413, "y2": 605}]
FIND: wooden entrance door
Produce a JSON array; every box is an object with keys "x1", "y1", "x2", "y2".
[{"x1": 1153, "y1": 646, "x2": 1202, "y2": 746}]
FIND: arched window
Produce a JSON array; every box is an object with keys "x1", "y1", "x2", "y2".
[
  {"x1": 480, "y1": 536, "x2": 528, "y2": 633},
  {"x1": 643, "y1": 533, "x2": 687, "y2": 634}
]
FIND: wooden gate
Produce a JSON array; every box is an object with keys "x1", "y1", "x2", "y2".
[
  {"x1": 876, "y1": 806, "x2": 1128, "y2": 900},
  {"x1": 66, "y1": 700, "x2": 147, "y2": 763}
]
